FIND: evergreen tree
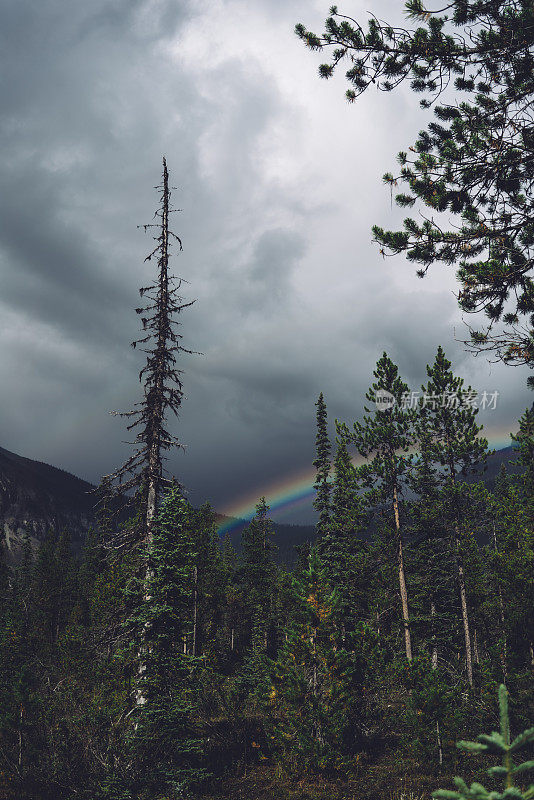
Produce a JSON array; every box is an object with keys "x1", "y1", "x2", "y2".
[
  {"x1": 512, "y1": 405, "x2": 534, "y2": 509},
  {"x1": 239, "y1": 498, "x2": 277, "y2": 655},
  {"x1": 488, "y1": 466, "x2": 534, "y2": 682},
  {"x1": 338, "y1": 352, "x2": 416, "y2": 661},
  {"x1": 322, "y1": 440, "x2": 367, "y2": 632},
  {"x1": 124, "y1": 486, "x2": 206, "y2": 798},
  {"x1": 435, "y1": 684, "x2": 534, "y2": 800},
  {"x1": 418, "y1": 346, "x2": 489, "y2": 687},
  {"x1": 313, "y1": 392, "x2": 332, "y2": 539},
  {"x1": 270, "y1": 549, "x2": 364, "y2": 774}
]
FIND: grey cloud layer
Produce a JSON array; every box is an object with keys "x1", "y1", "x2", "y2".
[{"x1": 0, "y1": 0, "x2": 530, "y2": 522}]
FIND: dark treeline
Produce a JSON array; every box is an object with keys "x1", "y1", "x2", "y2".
[{"x1": 0, "y1": 348, "x2": 532, "y2": 800}]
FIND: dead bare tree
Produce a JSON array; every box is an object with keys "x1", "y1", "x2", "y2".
[{"x1": 99, "y1": 157, "x2": 194, "y2": 704}]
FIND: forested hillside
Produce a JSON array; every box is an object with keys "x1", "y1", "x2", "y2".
[{"x1": 0, "y1": 350, "x2": 532, "y2": 800}]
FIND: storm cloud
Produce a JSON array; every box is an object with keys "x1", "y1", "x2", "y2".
[{"x1": 0, "y1": 0, "x2": 530, "y2": 524}]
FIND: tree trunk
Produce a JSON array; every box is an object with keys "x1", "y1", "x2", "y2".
[
  {"x1": 431, "y1": 600, "x2": 438, "y2": 670},
  {"x1": 393, "y1": 484, "x2": 412, "y2": 662},
  {"x1": 430, "y1": 603, "x2": 442, "y2": 766},
  {"x1": 436, "y1": 719, "x2": 443, "y2": 767},
  {"x1": 493, "y1": 523, "x2": 508, "y2": 682},
  {"x1": 456, "y1": 539, "x2": 473, "y2": 687},
  {"x1": 192, "y1": 565, "x2": 198, "y2": 657}
]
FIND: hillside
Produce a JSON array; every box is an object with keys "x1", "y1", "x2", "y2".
[{"x1": 0, "y1": 445, "x2": 96, "y2": 564}]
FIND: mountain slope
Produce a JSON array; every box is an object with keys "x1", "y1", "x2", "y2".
[{"x1": 0, "y1": 446, "x2": 96, "y2": 563}]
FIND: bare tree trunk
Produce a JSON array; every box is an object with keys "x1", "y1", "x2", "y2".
[
  {"x1": 473, "y1": 628, "x2": 480, "y2": 665},
  {"x1": 393, "y1": 484, "x2": 412, "y2": 662},
  {"x1": 231, "y1": 627, "x2": 234, "y2": 651},
  {"x1": 430, "y1": 603, "x2": 443, "y2": 765},
  {"x1": 192, "y1": 565, "x2": 198, "y2": 657},
  {"x1": 436, "y1": 719, "x2": 443, "y2": 767},
  {"x1": 492, "y1": 523, "x2": 508, "y2": 681},
  {"x1": 431, "y1": 601, "x2": 438, "y2": 670},
  {"x1": 529, "y1": 641, "x2": 534, "y2": 671},
  {"x1": 18, "y1": 705, "x2": 23, "y2": 770},
  {"x1": 456, "y1": 543, "x2": 473, "y2": 687}
]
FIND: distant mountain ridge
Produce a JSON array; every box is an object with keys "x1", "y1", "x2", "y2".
[
  {"x1": 0, "y1": 443, "x2": 522, "y2": 565},
  {"x1": 0, "y1": 445, "x2": 96, "y2": 564}
]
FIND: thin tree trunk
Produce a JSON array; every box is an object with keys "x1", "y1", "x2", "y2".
[
  {"x1": 231, "y1": 627, "x2": 234, "y2": 651},
  {"x1": 18, "y1": 705, "x2": 23, "y2": 770},
  {"x1": 393, "y1": 484, "x2": 412, "y2": 662},
  {"x1": 529, "y1": 641, "x2": 534, "y2": 671},
  {"x1": 192, "y1": 565, "x2": 198, "y2": 657},
  {"x1": 430, "y1": 603, "x2": 442, "y2": 766},
  {"x1": 431, "y1": 601, "x2": 438, "y2": 670},
  {"x1": 492, "y1": 522, "x2": 508, "y2": 681},
  {"x1": 473, "y1": 628, "x2": 480, "y2": 665},
  {"x1": 456, "y1": 541, "x2": 473, "y2": 687},
  {"x1": 436, "y1": 719, "x2": 443, "y2": 767}
]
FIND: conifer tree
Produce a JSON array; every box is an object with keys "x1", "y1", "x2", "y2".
[
  {"x1": 296, "y1": 2, "x2": 534, "y2": 370},
  {"x1": 435, "y1": 684, "x2": 534, "y2": 800},
  {"x1": 100, "y1": 158, "x2": 194, "y2": 707},
  {"x1": 338, "y1": 353, "x2": 416, "y2": 661},
  {"x1": 489, "y1": 465, "x2": 534, "y2": 678},
  {"x1": 270, "y1": 549, "x2": 364, "y2": 774},
  {"x1": 322, "y1": 440, "x2": 367, "y2": 631},
  {"x1": 313, "y1": 392, "x2": 332, "y2": 540},
  {"x1": 418, "y1": 346, "x2": 488, "y2": 687},
  {"x1": 125, "y1": 485, "x2": 206, "y2": 797},
  {"x1": 240, "y1": 498, "x2": 277, "y2": 653},
  {"x1": 512, "y1": 405, "x2": 534, "y2": 510}
]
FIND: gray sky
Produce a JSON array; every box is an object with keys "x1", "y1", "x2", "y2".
[{"x1": 0, "y1": 0, "x2": 530, "y2": 524}]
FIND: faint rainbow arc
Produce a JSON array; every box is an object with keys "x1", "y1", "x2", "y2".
[{"x1": 217, "y1": 426, "x2": 515, "y2": 536}]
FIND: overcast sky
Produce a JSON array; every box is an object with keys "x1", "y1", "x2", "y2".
[{"x1": 0, "y1": 0, "x2": 530, "y2": 524}]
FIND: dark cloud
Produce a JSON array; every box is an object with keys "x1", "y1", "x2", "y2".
[{"x1": 0, "y1": 0, "x2": 530, "y2": 524}]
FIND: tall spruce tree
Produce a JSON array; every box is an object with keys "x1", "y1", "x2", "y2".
[
  {"x1": 313, "y1": 393, "x2": 332, "y2": 540},
  {"x1": 337, "y1": 353, "x2": 416, "y2": 661},
  {"x1": 322, "y1": 440, "x2": 367, "y2": 631},
  {"x1": 240, "y1": 498, "x2": 277, "y2": 654},
  {"x1": 418, "y1": 346, "x2": 488, "y2": 687}
]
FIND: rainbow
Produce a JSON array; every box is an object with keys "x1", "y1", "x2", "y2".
[{"x1": 217, "y1": 423, "x2": 517, "y2": 536}]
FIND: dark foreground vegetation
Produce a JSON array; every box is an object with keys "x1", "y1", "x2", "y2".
[{"x1": 0, "y1": 360, "x2": 532, "y2": 799}]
